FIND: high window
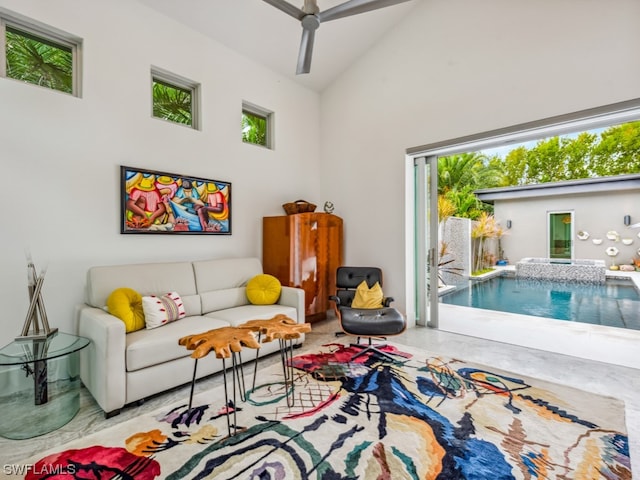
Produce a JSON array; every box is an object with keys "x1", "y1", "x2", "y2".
[
  {"x1": 151, "y1": 67, "x2": 200, "y2": 129},
  {"x1": 242, "y1": 101, "x2": 273, "y2": 148},
  {"x1": 1, "y1": 11, "x2": 82, "y2": 96}
]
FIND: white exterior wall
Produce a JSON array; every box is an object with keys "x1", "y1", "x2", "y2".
[
  {"x1": 0, "y1": 0, "x2": 320, "y2": 346},
  {"x1": 493, "y1": 190, "x2": 640, "y2": 266}
]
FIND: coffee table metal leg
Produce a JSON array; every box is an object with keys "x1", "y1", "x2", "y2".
[
  {"x1": 249, "y1": 333, "x2": 298, "y2": 406},
  {"x1": 221, "y1": 358, "x2": 233, "y2": 436},
  {"x1": 280, "y1": 338, "x2": 296, "y2": 407},
  {"x1": 187, "y1": 358, "x2": 199, "y2": 411},
  {"x1": 234, "y1": 351, "x2": 247, "y2": 402},
  {"x1": 222, "y1": 352, "x2": 247, "y2": 437},
  {"x1": 251, "y1": 333, "x2": 262, "y2": 392},
  {"x1": 187, "y1": 353, "x2": 249, "y2": 437}
]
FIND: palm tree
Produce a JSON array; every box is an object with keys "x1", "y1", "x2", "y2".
[
  {"x1": 438, "y1": 152, "x2": 503, "y2": 194},
  {"x1": 443, "y1": 185, "x2": 488, "y2": 220},
  {"x1": 152, "y1": 81, "x2": 193, "y2": 126},
  {"x1": 437, "y1": 153, "x2": 503, "y2": 220},
  {"x1": 5, "y1": 27, "x2": 73, "y2": 93}
]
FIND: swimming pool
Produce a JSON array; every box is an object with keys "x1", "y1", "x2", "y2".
[{"x1": 440, "y1": 275, "x2": 640, "y2": 330}]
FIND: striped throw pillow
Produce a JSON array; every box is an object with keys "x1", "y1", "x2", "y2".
[{"x1": 142, "y1": 291, "x2": 186, "y2": 329}]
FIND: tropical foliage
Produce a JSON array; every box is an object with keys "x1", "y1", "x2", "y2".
[
  {"x1": 437, "y1": 195, "x2": 457, "y2": 222},
  {"x1": 441, "y1": 185, "x2": 489, "y2": 220},
  {"x1": 500, "y1": 122, "x2": 640, "y2": 185},
  {"x1": 438, "y1": 153, "x2": 505, "y2": 194},
  {"x1": 152, "y1": 80, "x2": 193, "y2": 126},
  {"x1": 437, "y1": 153, "x2": 503, "y2": 220},
  {"x1": 437, "y1": 121, "x2": 640, "y2": 222},
  {"x1": 242, "y1": 110, "x2": 267, "y2": 146},
  {"x1": 437, "y1": 240, "x2": 464, "y2": 285},
  {"x1": 5, "y1": 26, "x2": 73, "y2": 93},
  {"x1": 470, "y1": 212, "x2": 507, "y2": 273}
]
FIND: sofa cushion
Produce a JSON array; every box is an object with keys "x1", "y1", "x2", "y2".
[
  {"x1": 179, "y1": 294, "x2": 202, "y2": 318},
  {"x1": 206, "y1": 304, "x2": 298, "y2": 327},
  {"x1": 200, "y1": 287, "x2": 249, "y2": 315},
  {"x1": 246, "y1": 274, "x2": 281, "y2": 305},
  {"x1": 106, "y1": 288, "x2": 145, "y2": 333},
  {"x1": 125, "y1": 315, "x2": 230, "y2": 371},
  {"x1": 86, "y1": 262, "x2": 200, "y2": 315},
  {"x1": 193, "y1": 257, "x2": 262, "y2": 293}
]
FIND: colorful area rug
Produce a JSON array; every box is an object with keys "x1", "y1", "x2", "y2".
[{"x1": 24, "y1": 342, "x2": 630, "y2": 479}]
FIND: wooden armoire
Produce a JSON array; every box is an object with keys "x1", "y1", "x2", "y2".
[{"x1": 262, "y1": 213, "x2": 343, "y2": 322}]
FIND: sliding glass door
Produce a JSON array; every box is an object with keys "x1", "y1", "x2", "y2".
[{"x1": 414, "y1": 156, "x2": 439, "y2": 327}]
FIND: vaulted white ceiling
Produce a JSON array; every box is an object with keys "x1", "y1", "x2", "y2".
[{"x1": 137, "y1": 0, "x2": 419, "y2": 92}]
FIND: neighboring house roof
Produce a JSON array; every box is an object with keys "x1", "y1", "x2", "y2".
[{"x1": 475, "y1": 173, "x2": 640, "y2": 204}]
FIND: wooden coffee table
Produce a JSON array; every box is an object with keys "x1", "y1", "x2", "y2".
[{"x1": 179, "y1": 326, "x2": 260, "y2": 436}]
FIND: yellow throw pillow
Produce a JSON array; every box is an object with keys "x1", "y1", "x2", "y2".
[
  {"x1": 106, "y1": 287, "x2": 145, "y2": 333},
  {"x1": 246, "y1": 274, "x2": 282, "y2": 305},
  {"x1": 351, "y1": 280, "x2": 384, "y2": 309}
]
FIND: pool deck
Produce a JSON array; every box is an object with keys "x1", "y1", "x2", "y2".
[{"x1": 438, "y1": 265, "x2": 640, "y2": 370}]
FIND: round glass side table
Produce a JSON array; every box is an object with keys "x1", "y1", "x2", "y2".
[{"x1": 0, "y1": 332, "x2": 90, "y2": 439}]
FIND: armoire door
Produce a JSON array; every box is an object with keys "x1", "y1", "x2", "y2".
[{"x1": 263, "y1": 213, "x2": 343, "y2": 322}]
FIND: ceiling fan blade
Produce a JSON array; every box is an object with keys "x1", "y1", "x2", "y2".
[
  {"x1": 296, "y1": 22, "x2": 317, "y2": 74},
  {"x1": 262, "y1": 0, "x2": 306, "y2": 20},
  {"x1": 318, "y1": 0, "x2": 413, "y2": 22}
]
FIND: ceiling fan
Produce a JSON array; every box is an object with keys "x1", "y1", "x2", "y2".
[{"x1": 262, "y1": 0, "x2": 413, "y2": 74}]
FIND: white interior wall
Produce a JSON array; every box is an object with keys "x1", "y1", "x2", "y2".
[
  {"x1": 320, "y1": 0, "x2": 640, "y2": 320},
  {"x1": 0, "y1": 0, "x2": 321, "y2": 346}
]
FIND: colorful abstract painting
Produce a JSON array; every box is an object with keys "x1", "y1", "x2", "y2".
[
  {"x1": 24, "y1": 343, "x2": 630, "y2": 479},
  {"x1": 121, "y1": 166, "x2": 231, "y2": 234}
]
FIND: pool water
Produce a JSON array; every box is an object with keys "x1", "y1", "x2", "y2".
[{"x1": 440, "y1": 276, "x2": 640, "y2": 330}]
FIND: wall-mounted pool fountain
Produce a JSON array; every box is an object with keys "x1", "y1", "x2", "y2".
[{"x1": 516, "y1": 257, "x2": 606, "y2": 284}]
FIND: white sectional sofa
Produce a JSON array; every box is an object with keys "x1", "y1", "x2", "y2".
[{"x1": 77, "y1": 257, "x2": 305, "y2": 417}]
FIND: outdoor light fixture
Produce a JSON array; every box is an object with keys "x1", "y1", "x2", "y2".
[
  {"x1": 506, "y1": 220, "x2": 512, "y2": 229},
  {"x1": 624, "y1": 215, "x2": 631, "y2": 226}
]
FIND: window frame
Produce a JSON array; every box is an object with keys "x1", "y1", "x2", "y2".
[
  {"x1": 151, "y1": 66, "x2": 201, "y2": 130},
  {"x1": 242, "y1": 101, "x2": 274, "y2": 149},
  {"x1": 0, "y1": 9, "x2": 82, "y2": 97}
]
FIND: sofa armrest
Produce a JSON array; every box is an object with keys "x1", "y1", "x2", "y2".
[
  {"x1": 278, "y1": 286, "x2": 305, "y2": 324},
  {"x1": 77, "y1": 305, "x2": 127, "y2": 415}
]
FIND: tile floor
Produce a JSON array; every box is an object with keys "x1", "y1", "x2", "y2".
[{"x1": 1, "y1": 313, "x2": 638, "y2": 475}]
